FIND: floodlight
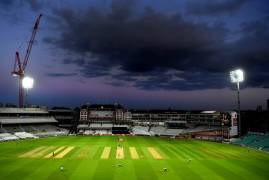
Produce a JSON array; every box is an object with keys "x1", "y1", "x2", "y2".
[
  {"x1": 22, "y1": 77, "x2": 34, "y2": 89},
  {"x1": 229, "y1": 68, "x2": 244, "y2": 137},
  {"x1": 230, "y1": 69, "x2": 244, "y2": 83}
]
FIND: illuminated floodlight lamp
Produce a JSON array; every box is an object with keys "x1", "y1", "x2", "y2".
[
  {"x1": 22, "y1": 76, "x2": 34, "y2": 89},
  {"x1": 230, "y1": 69, "x2": 244, "y2": 83}
]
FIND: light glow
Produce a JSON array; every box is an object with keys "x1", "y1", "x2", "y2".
[
  {"x1": 22, "y1": 77, "x2": 34, "y2": 89},
  {"x1": 230, "y1": 69, "x2": 244, "y2": 83}
]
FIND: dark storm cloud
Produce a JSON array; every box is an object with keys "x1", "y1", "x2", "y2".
[
  {"x1": 0, "y1": 0, "x2": 45, "y2": 23},
  {"x1": 46, "y1": 73, "x2": 78, "y2": 77},
  {"x1": 108, "y1": 69, "x2": 230, "y2": 90},
  {"x1": 186, "y1": 0, "x2": 248, "y2": 16},
  {"x1": 0, "y1": 0, "x2": 14, "y2": 7},
  {"x1": 26, "y1": 0, "x2": 44, "y2": 11},
  {"x1": 0, "y1": 0, "x2": 44, "y2": 11},
  {"x1": 228, "y1": 17, "x2": 269, "y2": 88},
  {"x1": 134, "y1": 72, "x2": 229, "y2": 91},
  {"x1": 44, "y1": 1, "x2": 269, "y2": 90},
  {"x1": 62, "y1": 58, "x2": 85, "y2": 66}
]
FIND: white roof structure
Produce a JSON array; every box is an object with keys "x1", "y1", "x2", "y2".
[
  {"x1": 0, "y1": 108, "x2": 48, "y2": 114},
  {"x1": 0, "y1": 117, "x2": 57, "y2": 124},
  {"x1": 113, "y1": 124, "x2": 129, "y2": 128},
  {"x1": 201, "y1": 111, "x2": 217, "y2": 114}
]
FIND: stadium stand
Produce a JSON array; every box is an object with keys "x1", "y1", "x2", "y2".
[
  {"x1": 32, "y1": 125, "x2": 68, "y2": 137},
  {"x1": 132, "y1": 126, "x2": 151, "y2": 136},
  {"x1": 132, "y1": 125, "x2": 222, "y2": 137},
  {"x1": 232, "y1": 133, "x2": 269, "y2": 152},
  {"x1": 14, "y1": 132, "x2": 38, "y2": 139},
  {"x1": 0, "y1": 117, "x2": 57, "y2": 124},
  {"x1": 0, "y1": 133, "x2": 19, "y2": 141},
  {"x1": 77, "y1": 123, "x2": 128, "y2": 135},
  {"x1": 0, "y1": 108, "x2": 69, "y2": 140}
]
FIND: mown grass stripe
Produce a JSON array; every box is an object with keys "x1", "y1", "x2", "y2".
[
  {"x1": 202, "y1": 159, "x2": 244, "y2": 179},
  {"x1": 193, "y1": 141, "x2": 238, "y2": 159},
  {"x1": 1, "y1": 136, "x2": 269, "y2": 180},
  {"x1": 129, "y1": 147, "x2": 139, "y2": 159},
  {"x1": 91, "y1": 160, "x2": 117, "y2": 180},
  {"x1": 168, "y1": 144, "x2": 190, "y2": 159},
  {"x1": 54, "y1": 146, "x2": 74, "y2": 158},
  {"x1": 116, "y1": 146, "x2": 124, "y2": 159},
  {"x1": 92, "y1": 146, "x2": 103, "y2": 159},
  {"x1": 173, "y1": 144, "x2": 197, "y2": 159},
  {"x1": 158, "y1": 144, "x2": 183, "y2": 160},
  {"x1": 31, "y1": 146, "x2": 56, "y2": 158},
  {"x1": 19, "y1": 146, "x2": 45, "y2": 158},
  {"x1": 223, "y1": 159, "x2": 266, "y2": 179},
  {"x1": 181, "y1": 144, "x2": 206, "y2": 159},
  {"x1": 133, "y1": 160, "x2": 159, "y2": 180},
  {"x1": 75, "y1": 146, "x2": 91, "y2": 159},
  {"x1": 168, "y1": 160, "x2": 203, "y2": 180},
  {"x1": 148, "y1": 147, "x2": 163, "y2": 159},
  {"x1": 169, "y1": 143, "x2": 193, "y2": 158},
  {"x1": 101, "y1": 147, "x2": 111, "y2": 159},
  {"x1": 233, "y1": 160, "x2": 269, "y2": 177},
  {"x1": 44, "y1": 146, "x2": 66, "y2": 158},
  {"x1": 134, "y1": 145, "x2": 146, "y2": 160}
]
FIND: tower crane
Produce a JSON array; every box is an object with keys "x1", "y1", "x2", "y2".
[{"x1": 11, "y1": 14, "x2": 42, "y2": 108}]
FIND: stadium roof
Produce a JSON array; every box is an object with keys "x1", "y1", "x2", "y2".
[
  {"x1": 0, "y1": 117, "x2": 57, "y2": 124},
  {"x1": 165, "y1": 121, "x2": 187, "y2": 123},
  {"x1": 130, "y1": 109, "x2": 188, "y2": 114},
  {"x1": 81, "y1": 104, "x2": 123, "y2": 109},
  {"x1": 49, "y1": 109, "x2": 74, "y2": 113},
  {"x1": 0, "y1": 108, "x2": 48, "y2": 114},
  {"x1": 129, "y1": 109, "x2": 220, "y2": 114},
  {"x1": 201, "y1": 111, "x2": 217, "y2": 114}
]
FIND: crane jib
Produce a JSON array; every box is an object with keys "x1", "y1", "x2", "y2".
[{"x1": 11, "y1": 14, "x2": 42, "y2": 108}]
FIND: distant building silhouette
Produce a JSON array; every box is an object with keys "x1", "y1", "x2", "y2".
[
  {"x1": 267, "y1": 99, "x2": 269, "y2": 111},
  {"x1": 241, "y1": 110, "x2": 269, "y2": 134},
  {"x1": 256, "y1": 105, "x2": 262, "y2": 112}
]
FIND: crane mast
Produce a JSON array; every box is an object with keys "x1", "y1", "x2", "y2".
[{"x1": 12, "y1": 14, "x2": 42, "y2": 108}]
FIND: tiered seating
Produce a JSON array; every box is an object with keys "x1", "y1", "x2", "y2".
[
  {"x1": 14, "y1": 132, "x2": 38, "y2": 139},
  {"x1": 183, "y1": 126, "x2": 220, "y2": 133},
  {"x1": 150, "y1": 126, "x2": 165, "y2": 135},
  {"x1": 81, "y1": 129, "x2": 112, "y2": 135},
  {"x1": 0, "y1": 128, "x2": 7, "y2": 133},
  {"x1": 2, "y1": 124, "x2": 68, "y2": 137},
  {"x1": 18, "y1": 125, "x2": 25, "y2": 132},
  {"x1": 163, "y1": 129, "x2": 184, "y2": 136},
  {"x1": 95, "y1": 130, "x2": 110, "y2": 135},
  {"x1": 132, "y1": 125, "x2": 222, "y2": 136},
  {"x1": 22, "y1": 125, "x2": 38, "y2": 133},
  {"x1": 249, "y1": 136, "x2": 269, "y2": 150},
  {"x1": 234, "y1": 134, "x2": 258, "y2": 145},
  {"x1": 0, "y1": 117, "x2": 57, "y2": 124},
  {"x1": 150, "y1": 127, "x2": 184, "y2": 136},
  {"x1": 3, "y1": 126, "x2": 22, "y2": 133},
  {"x1": 132, "y1": 126, "x2": 151, "y2": 136},
  {"x1": 83, "y1": 130, "x2": 94, "y2": 135},
  {"x1": 33, "y1": 125, "x2": 68, "y2": 136},
  {"x1": 0, "y1": 133, "x2": 19, "y2": 141},
  {"x1": 78, "y1": 123, "x2": 113, "y2": 130},
  {"x1": 232, "y1": 133, "x2": 269, "y2": 152}
]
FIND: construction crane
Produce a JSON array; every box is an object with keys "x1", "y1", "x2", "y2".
[{"x1": 11, "y1": 14, "x2": 42, "y2": 108}]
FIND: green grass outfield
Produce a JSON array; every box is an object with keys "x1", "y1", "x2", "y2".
[{"x1": 0, "y1": 136, "x2": 269, "y2": 180}]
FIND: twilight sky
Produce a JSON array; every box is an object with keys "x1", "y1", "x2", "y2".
[{"x1": 0, "y1": 0, "x2": 269, "y2": 110}]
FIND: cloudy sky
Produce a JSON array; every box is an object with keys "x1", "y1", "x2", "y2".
[{"x1": 0, "y1": 0, "x2": 269, "y2": 110}]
